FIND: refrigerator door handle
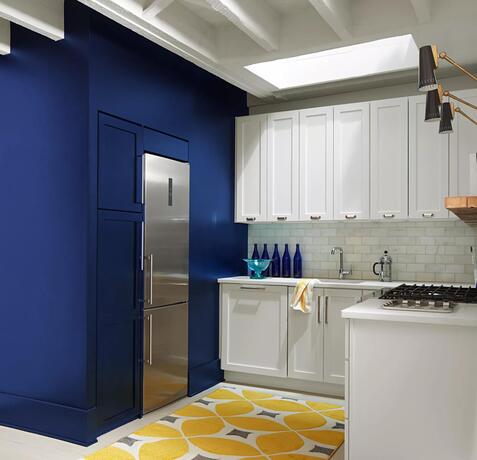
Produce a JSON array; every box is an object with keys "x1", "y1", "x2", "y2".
[
  {"x1": 149, "y1": 254, "x2": 154, "y2": 305},
  {"x1": 149, "y1": 314, "x2": 153, "y2": 366}
]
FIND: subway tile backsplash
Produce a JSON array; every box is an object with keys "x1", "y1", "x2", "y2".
[{"x1": 248, "y1": 220, "x2": 477, "y2": 284}]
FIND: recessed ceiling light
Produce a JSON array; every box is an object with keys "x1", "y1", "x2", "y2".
[{"x1": 245, "y1": 34, "x2": 418, "y2": 90}]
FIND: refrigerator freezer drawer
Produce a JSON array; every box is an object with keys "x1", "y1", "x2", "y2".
[{"x1": 143, "y1": 303, "x2": 188, "y2": 413}]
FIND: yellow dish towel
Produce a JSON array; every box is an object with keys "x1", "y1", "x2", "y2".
[{"x1": 290, "y1": 279, "x2": 318, "y2": 313}]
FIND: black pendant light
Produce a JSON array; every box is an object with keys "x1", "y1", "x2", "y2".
[
  {"x1": 424, "y1": 88, "x2": 441, "y2": 122},
  {"x1": 418, "y1": 45, "x2": 438, "y2": 92},
  {"x1": 439, "y1": 102, "x2": 454, "y2": 134}
]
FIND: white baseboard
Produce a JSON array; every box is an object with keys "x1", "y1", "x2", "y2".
[{"x1": 224, "y1": 371, "x2": 344, "y2": 398}]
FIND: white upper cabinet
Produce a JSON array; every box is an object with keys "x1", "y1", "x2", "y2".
[
  {"x1": 450, "y1": 89, "x2": 477, "y2": 196},
  {"x1": 299, "y1": 107, "x2": 334, "y2": 221},
  {"x1": 370, "y1": 98, "x2": 408, "y2": 220},
  {"x1": 267, "y1": 111, "x2": 299, "y2": 222},
  {"x1": 333, "y1": 102, "x2": 370, "y2": 220},
  {"x1": 235, "y1": 115, "x2": 267, "y2": 223},
  {"x1": 409, "y1": 95, "x2": 449, "y2": 219}
]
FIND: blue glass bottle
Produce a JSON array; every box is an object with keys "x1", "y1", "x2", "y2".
[
  {"x1": 250, "y1": 243, "x2": 260, "y2": 277},
  {"x1": 251, "y1": 243, "x2": 260, "y2": 260},
  {"x1": 271, "y1": 244, "x2": 280, "y2": 277},
  {"x1": 282, "y1": 244, "x2": 291, "y2": 278},
  {"x1": 293, "y1": 244, "x2": 302, "y2": 278},
  {"x1": 261, "y1": 243, "x2": 270, "y2": 277}
]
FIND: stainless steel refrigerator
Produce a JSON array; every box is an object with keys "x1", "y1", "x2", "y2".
[{"x1": 143, "y1": 154, "x2": 189, "y2": 414}]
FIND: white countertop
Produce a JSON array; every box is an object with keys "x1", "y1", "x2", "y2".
[
  {"x1": 342, "y1": 298, "x2": 477, "y2": 327},
  {"x1": 218, "y1": 276, "x2": 401, "y2": 290}
]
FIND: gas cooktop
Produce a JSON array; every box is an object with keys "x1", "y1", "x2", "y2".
[{"x1": 379, "y1": 284, "x2": 477, "y2": 313}]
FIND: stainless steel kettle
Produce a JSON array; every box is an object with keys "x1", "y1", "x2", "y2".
[{"x1": 373, "y1": 250, "x2": 392, "y2": 282}]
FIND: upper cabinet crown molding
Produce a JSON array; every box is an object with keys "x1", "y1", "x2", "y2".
[
  {"x1": 409, "y1": 95, "x2": 449, "y2": 219},
  {"x1": 333, "y1": 102, "x2": 370, "y2": 220},
  {"x1": 370, "y1": 97, "x2": 409, "y2": 220},
  {"x1": 267, "y1": 111, "x2": 300, "y2": 222}
]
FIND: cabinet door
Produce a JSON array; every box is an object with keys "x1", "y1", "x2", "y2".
[
  {"x1": 288, "y1": 288, "x2": 324, "y2": 381},
  {"x1": 221, "y1": 284, "x2": 288, "y2": 377},
  {"x1": 450, "y1": 89, "x2": 477, "y2": 196},
  {"x1": 97, "y1": 210, "x2": 142, "y2": 426},
  {"x1": 267, "y1": 111, "x2": 299, "y2": 222},
  {"x1": 323, "y1": 289, "x2": 362, "y2": 385},
  {"x1": 98, "y1": 114, "x2": 144, "y2": 213},
  {"x1": 235, "y1": 115, "x2": 267, "y2": 223},
  {"x1": 299, "y1": 107, "x2": 334, "y2": 221},
  {"x1": 370, "y1": 98, "x2": 408, "y2": 220},
  {"x1": 409, "y1": 95, "x2": 449, "y2": 218},
  {"x1": 333, "y1": 103, "x2": 370, "y2": 220}
]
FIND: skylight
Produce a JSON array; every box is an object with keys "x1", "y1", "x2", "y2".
[{"x1": 245, "y1": 34, "x2": 418, "y2": 90}]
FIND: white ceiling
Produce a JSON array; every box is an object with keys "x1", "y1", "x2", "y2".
[{"x1": 1, "y1": 0, "x2": 476, "y2": 101}]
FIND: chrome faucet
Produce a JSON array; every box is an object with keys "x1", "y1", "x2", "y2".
[{"x1": 331, "y1": 247, "x2": 352, "y2": 279}]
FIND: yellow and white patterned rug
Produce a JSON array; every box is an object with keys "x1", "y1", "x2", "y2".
[{"x1": 84, "y1": 386, "x2": 345, "y2": 459}]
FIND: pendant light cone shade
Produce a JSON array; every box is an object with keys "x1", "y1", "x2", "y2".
[
  {"x1": 439, "y1": 102, "x2": 454, "y2": 134},
  {"x1": 424, "y1": 89, "x2": 441, "y2": 121},
  {"x1": 419, "y1": 45, "x2": 438, "y2": 91}
]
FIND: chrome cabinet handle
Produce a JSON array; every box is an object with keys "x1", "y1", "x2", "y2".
[
  {"x1": 345, "y1": 214, "x2": 357, "y2": 220},
  {"x1": 383, "y1": 213, "x2": 395, "y2": 218},
  {"x1": 317, "y1": 296, "x2": 321, "y2": 323},
  {"x1": 310, "y1": 215, "x2": 321, "y2": 220},
  {"x1": 422, "y1": 212, "x2": 434, "y2": 218},
  {"x1": 277, "y1": 216, "x2": 287, "y2": 221},
  {"x1": 149, "y1": 314, "x2": 153, "y2": 366},
  {"x1": 325, "y1": 296, "x2": 329, "y2": 324},
  {"x1": 149, "y1": 254, "x2": 154, "y2": 305},
  {"x1": 240, "y1": 286, "x2": 266, "y2": 290},
  {"x1": 246, "y1": 217, "x2": 256, "y2": 222}
]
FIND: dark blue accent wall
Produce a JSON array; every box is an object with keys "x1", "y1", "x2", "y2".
[{"x1": 0, "y1": 0, "x2": 247, "y2": 445}]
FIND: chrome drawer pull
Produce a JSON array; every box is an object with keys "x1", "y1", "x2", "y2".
[
  {"x1": 325, "y1": 296, "x2": 329, "y2": 324},
  {"x1": 383, "y1": 213, "x2": 395, "y2": 218},
  {"x1": 240, "y1": 286, "x2": 266, "y2": 290},
  {"x1": 310, "y1": 215, "x2": 321, "y2": 220},
  {"x1": 246, "y1": 217, "x2": 256, "y2": 222},
  {"x1": 345, "y1": 214, "x2": 357, "y2": 220},
  {"x1": 422, "y1": 212, "x2": 434, "y2": 218},
  {"x1": 277, "y1": 216, "x2": 287, "y2": 221}
]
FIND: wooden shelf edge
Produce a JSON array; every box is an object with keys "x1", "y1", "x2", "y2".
[{"x1": 445, "y1": 196, "x2": 477, "y2": 226}]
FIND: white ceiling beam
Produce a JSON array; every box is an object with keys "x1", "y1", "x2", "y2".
[
  {"x1": 206, "y1": 0, "x2": 279, "y2": 52},
  {"x1": 143, "y1": 0, "x2": 175, "y2": 18},
  {"x1": 77, "y1": 0, "x2": 271, "y2": 98},
  {"x1": 307, "y1": 0, "x2": 352, "y2": 40},
  {"x1": 409, "y1": 0, "x2": 432, "y2": 24},
  {"x1": 0, "y1": 0, "x2": 63, "y2": 41},
  {"x1": 0, "y1": 17, "x2": 9, "y2": 54}
]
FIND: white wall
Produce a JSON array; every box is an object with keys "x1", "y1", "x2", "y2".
[{"x1": 248, "y1": 220, "x2": 477, "y2": 284}]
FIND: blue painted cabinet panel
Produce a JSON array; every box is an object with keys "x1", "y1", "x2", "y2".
[
  {"x1": 98, "y1": 114, "x2": 144, "y2": 213},
  {"x1": 143, "y1": 127, "x2": 189, "y2": 162},
  {"x1": 96, "y1": 210, "x2": 143, "y2": 428}
]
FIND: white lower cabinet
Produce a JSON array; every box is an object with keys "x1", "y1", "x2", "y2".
[
  {"x1": 323, "y1": 289, "x2": 362, "y2": 385},
  {"x1": 287, "y1": 288, "x2": 324, "y2": 381},
  {"x1": 221, "y1": 283, "x2": 366, "y2": 388},
  {"x1": 220, "y1": 284, "x2": 288, "y2": 377}
]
